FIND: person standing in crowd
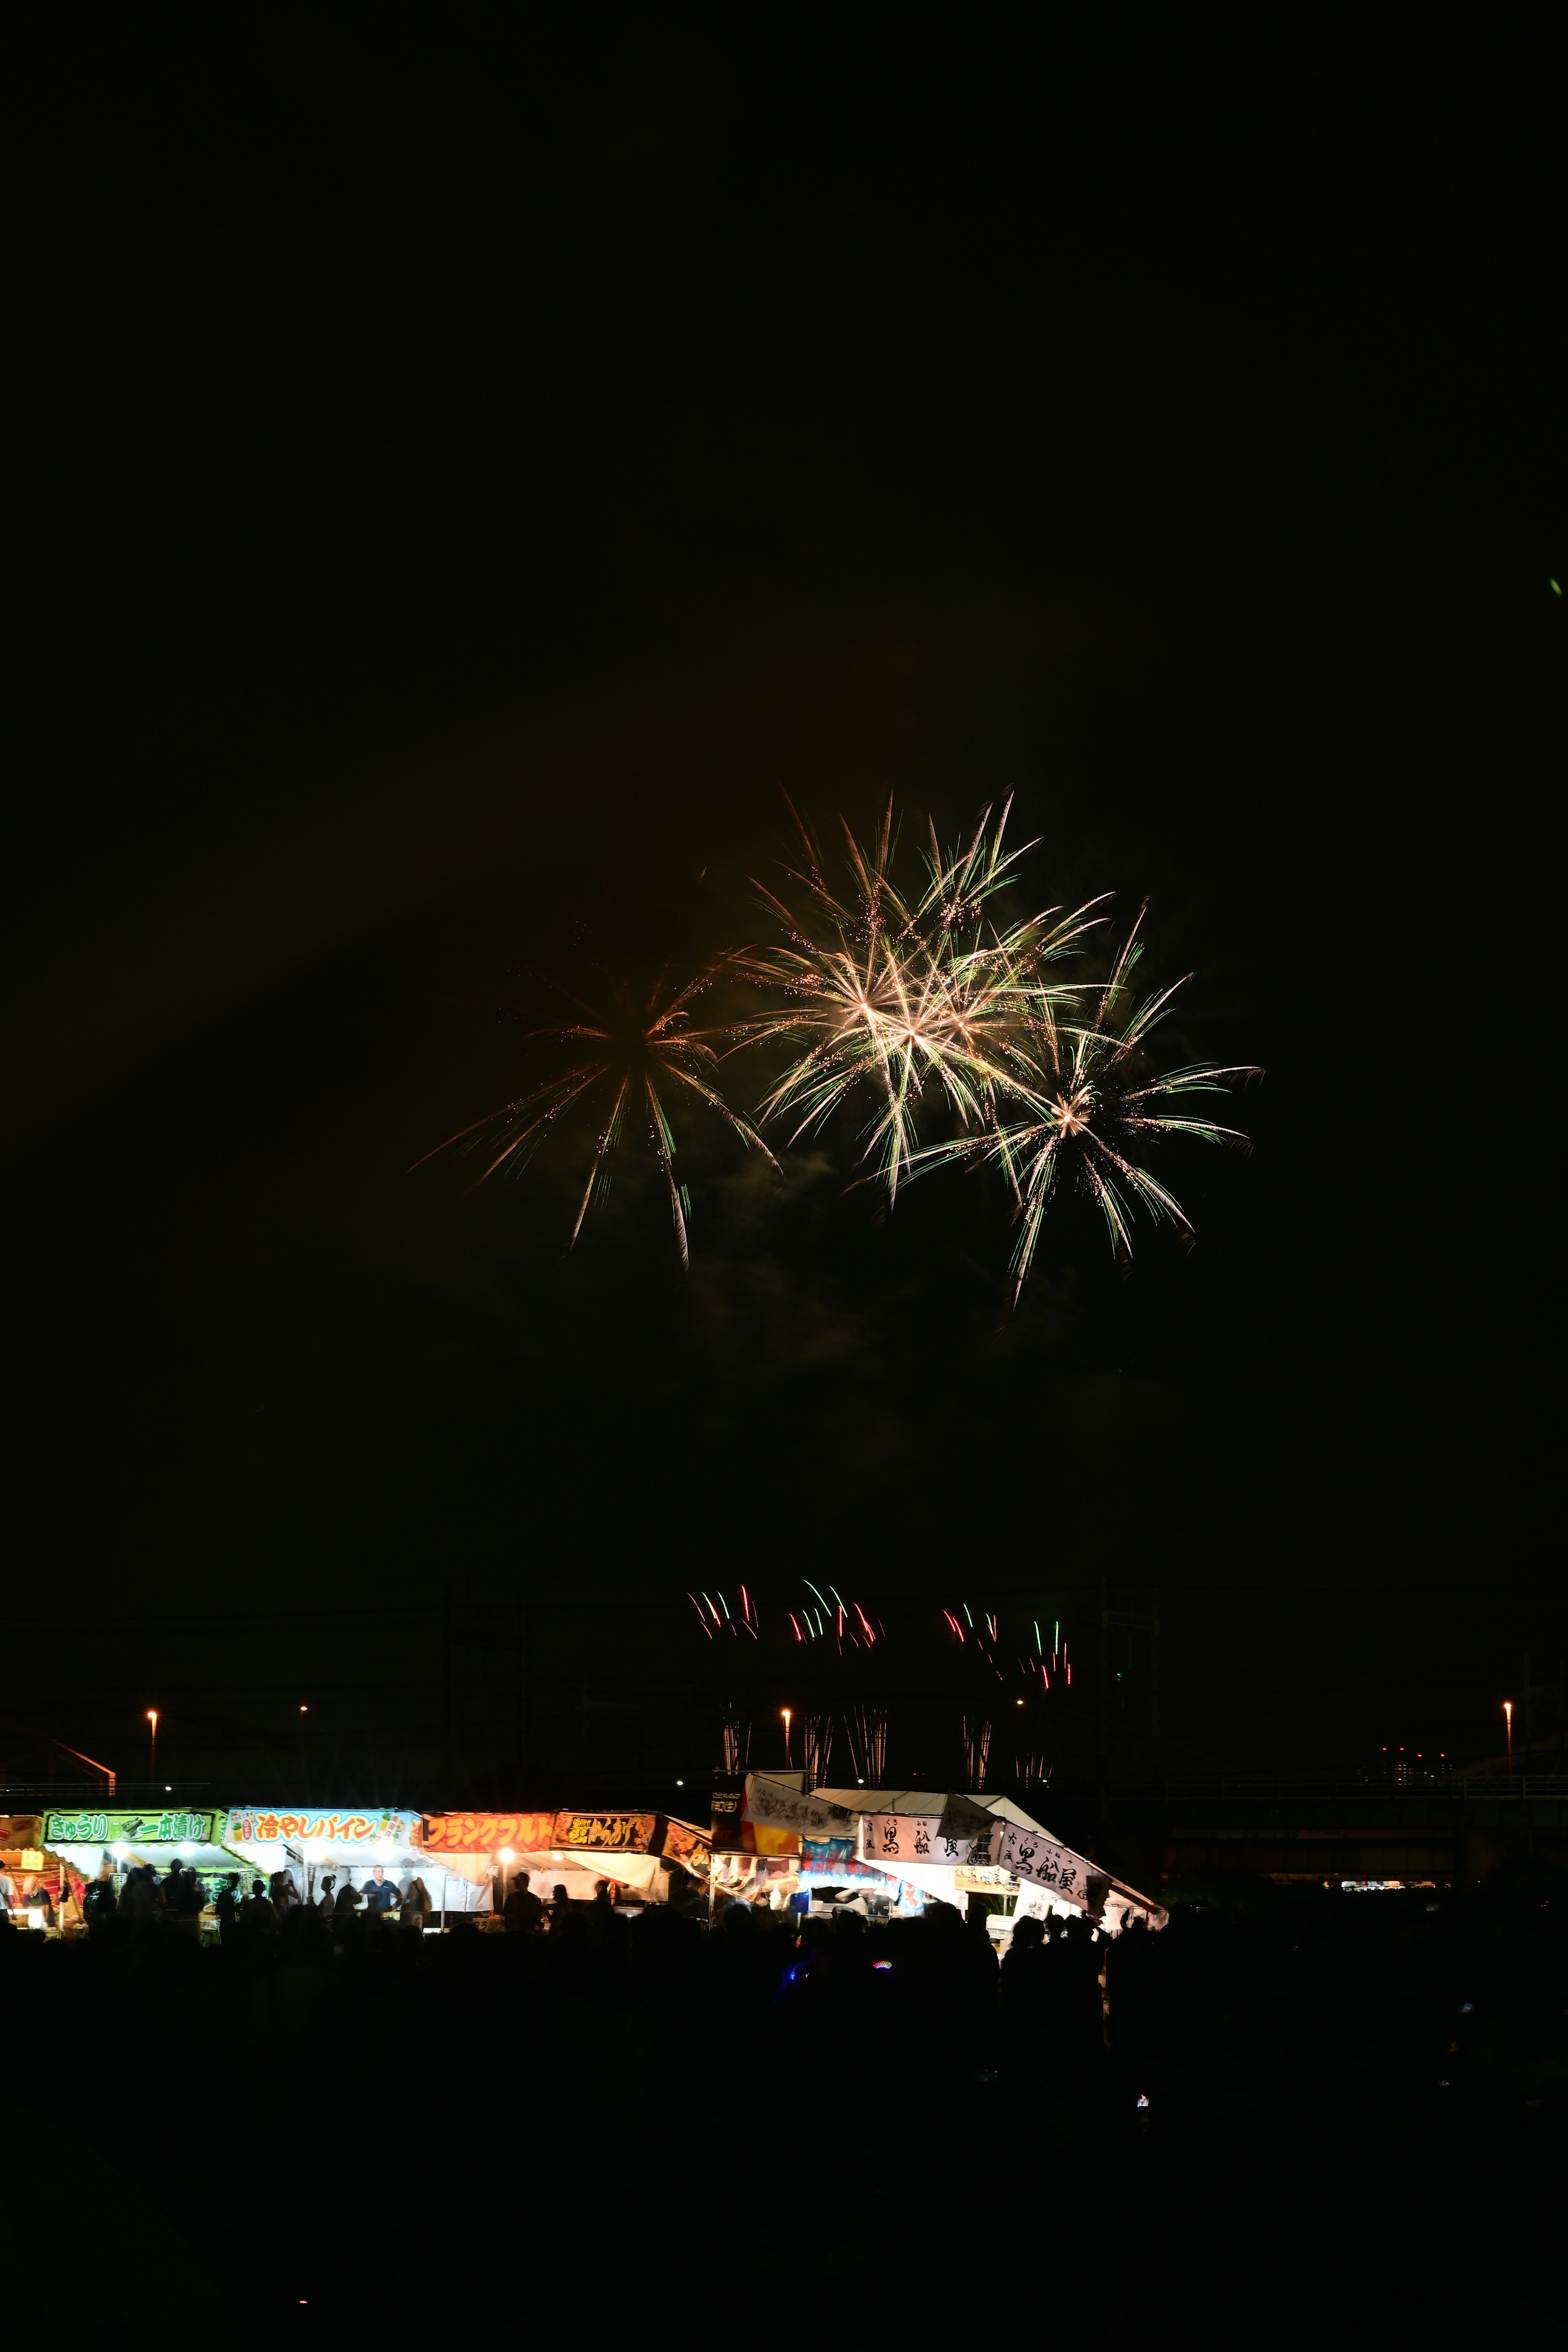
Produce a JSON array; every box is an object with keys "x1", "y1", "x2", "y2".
[
  {"x1": 400, "y1": 1875, "x2": 432, "y2": 1930},
  {"x1": 176, "y1": 1863, "x2": 207, "y2": 1936},
  {"x1": 547, "y1": 1882, "x2": 581, "y2": 1937},
  {"x1": 215, "y1": 1873, "x2": 241, "y2": 1945},
  {"x1": 122, "y1": 1864, "x2": 158, "y2": 1931},
  {"x1": 20, "y1": 1871, "x2": 56, "y2": 1927},
  {"x1": 85, "y1": 1860, "x2": 119, "y2": 1932},
  {"x1": 163, "y1": 1859, "x2": 194, "y2": 1932},
  {"x1": 315, "y1": 1872, "x2": 336, "y2": 1923},
  {"x1": 334, "y1": 1877, "x2": 363, "y2": 1930},
  {"x1": 365, "y1": 1863, "x2": 400, "y2": 1914},
  {"x1": 503, "y1": 1869, "x2": 544, "y2": 1935},
  {"x1": 241, "y1": 1877, "x2": 278, "y2": 1938}
]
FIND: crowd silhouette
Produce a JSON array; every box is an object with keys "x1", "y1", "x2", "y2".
[{"x1": 0, "y1": 1866, "x2": 1560, "y2": 2346}]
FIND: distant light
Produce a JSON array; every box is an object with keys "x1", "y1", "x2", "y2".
[
  {"x1": 111, "y1": 1844, "x2": 128, "y2": 1860},
  {"x1": 498, "y1": 1847, "x2": 515, "y2": 1864},
  {"x1": 1136, "y1": 2093, "x2": 1149, "y2": 2109},
  {"x1": 873, "y1": 1960, "x2": 892, "y2": 1971}
]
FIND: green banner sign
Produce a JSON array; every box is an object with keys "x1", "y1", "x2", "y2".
[{"x1": 45, "y1": 1808, "x2": 220, "y2": 1848}]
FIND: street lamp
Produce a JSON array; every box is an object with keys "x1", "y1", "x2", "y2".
[
  {"x1": 146, "y1": 1709, "x2": 158, "y2": 1782},
  {"x1": 1503, "y1": 1699, "x2": 1513, "y2": 1774},
  {"x1": 781, "y1": 1708, "x2": 792, "y2": 1767}
]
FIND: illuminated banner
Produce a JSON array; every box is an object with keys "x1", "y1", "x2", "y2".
[
  {"x1": 419, "y1": 1811, "x2": 558, "y2": 1855},
  {"x1": 552, "y1": 1811, "x2": 658, "y2": 1855},
  {"x1": 994, "y1": 1823, "x2": 1100, "y2": 1908},
  {"x1": 225, "y1": 1808, "x2": 418, "y2": 1849},
  {"x1": 743, "y1": 1777, "x2": 856, "y2": 1840},
  {"x1": 1, "y1": 1815, "x2": 45, "y2": 1849},
  {"x1": 46, "y1": 1808, "x2": 218, "y2": 1848},
  {"x1": 659, "y1": 1819, "x2": 708, "y2": 1869},
  {"x1": 710, "y1": 1775, "x2": 746, "y2": 1853},
  {"x1": 864, "y1": 1813, "x2": 1003, "y2": 1867}
]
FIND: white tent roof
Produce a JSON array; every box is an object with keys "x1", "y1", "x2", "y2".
[
  {"x1": 813, "y1": 1787, "x2": 1054, "y2": 1834},
  {"x1": 809, "y1": 1786, "x2": 1166, "y2": 1933}
]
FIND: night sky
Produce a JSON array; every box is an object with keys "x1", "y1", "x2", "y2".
[{"x1": 7, "y1": 16, "x2": 1561, "y2": 1801}]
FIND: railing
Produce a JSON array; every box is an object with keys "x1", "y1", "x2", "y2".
[
  {"x1": 1107, "y1": 1774, "x2": 1568, "y2": 1803},
  {"x1": 0, "y1": 1782, "x2": 213, "y2": 1806}
]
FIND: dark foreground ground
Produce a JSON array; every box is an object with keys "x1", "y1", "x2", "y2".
[{"x1": 3, "y1": 1875, "x2": 1562, "y2": 2349}]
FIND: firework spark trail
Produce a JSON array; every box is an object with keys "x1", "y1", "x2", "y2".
[
  {"x1": 412, "y1": 958, "x2": 775, "y2": 1265},
  {"x1": 735, "y1": 796, "x2": 1105, "y2": 1204},
  {"x1": 906, "y1": 903, "x2": 1260, "y2": 1297}
]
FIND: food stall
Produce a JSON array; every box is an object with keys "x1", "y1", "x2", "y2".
[
  {"x1": 224, "y1": 1804, "x2": 438, "y2": 1917},
  {"x1": 419, "y1": 1809, "x2": 711, "y2": 1919},
  {"x1": 0, "y1": 1811, "x2": 68, "y2": 1930},
  {"x1": 42, "y1": 1804, "x2": 243, "y2": 1931},
  {"x1": 732, "y1": 1779, "x2": 1167, "y2": 1938}
]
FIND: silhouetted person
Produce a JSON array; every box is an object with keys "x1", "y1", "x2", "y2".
[
  {"x1": 401, "y1": 1875, "x2": 432, "y2": 1930},
  {"x1": 503, "y1": 1871, "x2": 544, "y2": 1935},
  {"x1": 121, "y1": 1864, "x2": 158, "y2": 1931},
  {"x1": 548, "y1": 1882, "x2": 582, "y2": 1938},
  {"x1": 315, "y1": 1873, "x2": 336, "y2": 1922},
  {"x1": 215, "y1": 1873, "x2": 241, "y2": 1945},
  {"x1": 84, "y1": 1861, "x2": 120, "y2": 1933},
  {"x1": 241, "y1": 1877, "x2": 278, "y2": 1939}
]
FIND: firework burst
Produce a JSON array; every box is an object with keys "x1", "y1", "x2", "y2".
[
  {"x1": 737, "y1": 797, "x2": 1103, "y2": 1203},
  {"x1": 911, "y1": 905, "x2": 1260, "y2": 1296},
  {"x1": 413, "y1": 960, "x2": 774, "y2": 1266}
]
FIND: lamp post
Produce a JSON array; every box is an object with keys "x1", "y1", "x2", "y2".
[
  {"x1": 781, "y1": 1708, "x2": 792, "y2": 1768},
  {"x1": 1503, "y1": 1699, "x2": 1513, "y2": 1775},
  {"x1": 146, "y1": 1709, "x2": 158, "y2": 1784}
]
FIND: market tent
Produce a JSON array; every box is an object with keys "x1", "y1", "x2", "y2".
[
  {"x1": 435, "y1": 1849, "x2": 663, "y2": 1903},
  {"x1": 223, "y1": 1803, "x2": 449, "y2": 1911},
  {"x1": 43, "y1": 1804, "x2": 245, "y2": 1906},
  {"x1": 419, "y1": 1811, "x2": 711, "y2": 1911},
  {"x1": 806, "y1": 1786, "x2": 1167, "y2": 1933}
]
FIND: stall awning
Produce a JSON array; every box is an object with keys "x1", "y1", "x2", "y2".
[{"x1": 808, "y1": 1787, "x2": 1167, "y2": 1932}]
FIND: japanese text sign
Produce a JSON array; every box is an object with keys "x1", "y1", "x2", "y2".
[
  {"x1": 225, "y1": 1807, "x2": 418, "y2": 1848},
  {"x1": 419, "y1": 1812, "x2": 558, "y2": 1854},
  {"x1": 46, "y1": 1809, "x2": 218, "y2": 1848}
]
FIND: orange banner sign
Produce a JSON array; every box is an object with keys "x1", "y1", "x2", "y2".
[{"x1": 419, "y1": 1811, "x2": 558, "y2": 1855}]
